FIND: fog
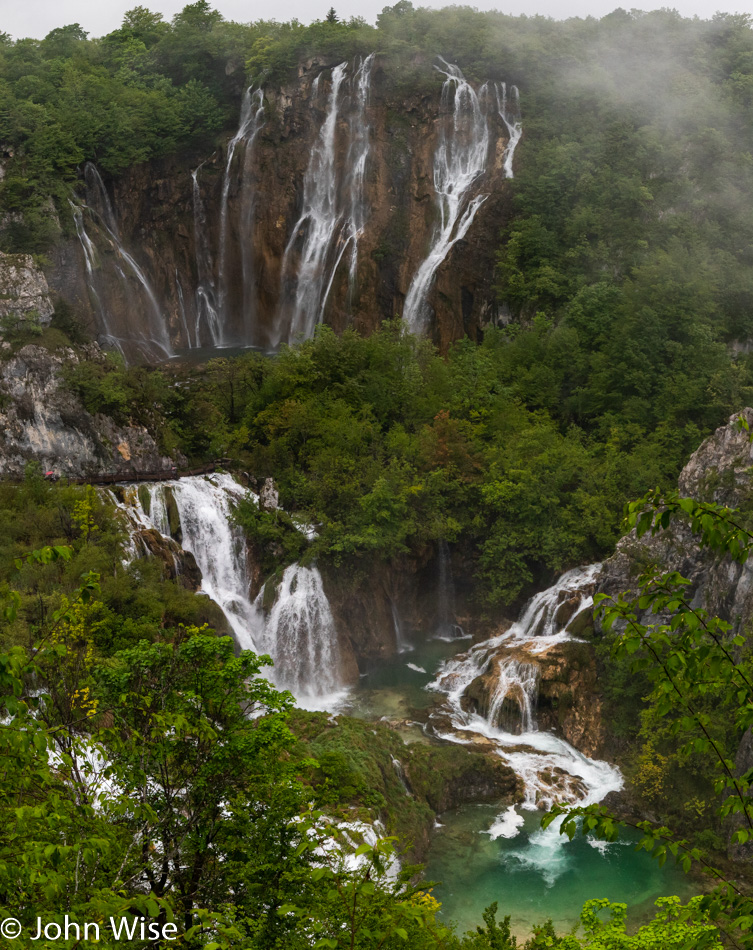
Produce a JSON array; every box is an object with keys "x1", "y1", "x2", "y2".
[{"x1": 4, "y1": 0, "x2": 749, "y2": 41}]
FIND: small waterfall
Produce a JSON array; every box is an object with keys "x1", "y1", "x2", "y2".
[
  {"x1": 496, "y1": 82, "x2": 522, "y2": 179},
  {"x1": 217, "y1": 87, "x2": 265, "y2": 345},
  {"x1": 117, "y1": 475, "x2": 260, "y2": 649},
  {"x1": 277, "y1": 63, "x2": 348, "y2": 342},
  {"x1": 258, "y1": 563, "x2": 348, "y2": 709},
  {"x1": 70, "y1": 200, "x2": 119, "y2": 353},
  {"x1": 191, "y1": 163, "x2": 221, "y2": 347},
  {"x1": 391, "y1": 598, "x2": 411, "y2": 653},
  {"x1": 390, "y1": 756, "x2": 412, "y2": 796},
  {"x1": 435, "y1": 539, "x2": 464, "y2": 639},
  {"x1": 402, "y1": 60, "x2": 491, "y2": 334},
  {"x1": 486, "y1": 659, "x2": 539, "y2": 733},
  {"x1": 428, "y1": 564, "x2": 622, "y2": 870},
  {"x1": 78, "y1": 163, "x2": 173, "y2": 361}
]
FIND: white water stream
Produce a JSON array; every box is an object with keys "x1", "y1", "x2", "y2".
[
  {"x1": 72, "y1": 164, "x2": 173, "y2": 361},
  {"x1": 217, "y1": 87, "x2": 265, "y2": 345},
  {"x1": 113, "y1": 475, "x2": 348, "y2": 710},
  {"x1": 428, "y1": 564, "x2": 622, "y2": 876},
  {"x1": 403, "y1": 60, "x2": 492, "y2": 333},
  {"x1": 276, "y1": 56, "x2": 375, "y2": 344}
]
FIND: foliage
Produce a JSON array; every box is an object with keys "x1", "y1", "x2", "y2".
[{"x1": 543, "y1": 479, "x2": 753, "y2": 946}]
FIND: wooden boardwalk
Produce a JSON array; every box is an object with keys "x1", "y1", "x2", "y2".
[{"x1": 3, "y1": 460, "x2": 233, "y2": 486}]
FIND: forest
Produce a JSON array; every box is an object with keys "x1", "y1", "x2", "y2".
[{"x1": 3, "y1": 1, "x2": 753, "y2": 947}]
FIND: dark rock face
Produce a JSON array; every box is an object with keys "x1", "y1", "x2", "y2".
[
  {"x1": 136, "y1": 527, "x2": 202, "y2": 589},
  {"x1": 0, "y1": 344, "x2": 181, "y2": 478},
  {"x1": 47, "y1": 57, "x2": 515, "y2": 359}
]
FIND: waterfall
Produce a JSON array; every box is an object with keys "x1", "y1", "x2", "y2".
[
  {"x1": 487, "y1": 659, "x2": 539, "y2": 733},
  {"x1": 344, "y1": 54, "x2": 375, "y2": 295},
  {"x1": 191, "y1": 163, "x2": 221, "y2": 347},
  {"x1": 217, "y1": 87, "x2": 265, "y2": 345},
  {"x1": 112, "y1": 475, "x2": 259, "y2": 648},
  {"x1": 435, "y1": 539, "x2": 465, "y2": 639},
  {"x1": 77, "y1": 163, "x2": 173, "y2": 361},
  {"x1": 402, "y1": 60, "x2": 491, "y2": 334},
  {"x1": 277, "y1": 63, "x2": 348, "y2": 343},
  {"x1": 496, "y1": 82, "x2": 522, "y2": 179},
  {"x1": 69, "y1": 200, "x2": 120, "y2": 354},
  {"x1": 113, "y1": 475, "x2": 348, "y2": 710},
  {"x1": 257, "y1": 562, "x2": 349, "y2": 710},
  {"x1": 428, "y1": 564, "x2": 622, "y2": 873},
  {"x1": 391, "y1": 598, "x2": 411, "y2": 653}
]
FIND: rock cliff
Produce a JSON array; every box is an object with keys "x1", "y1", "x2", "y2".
[
  {"x1": 598, "y1": 408, "x2": 753, "y2": 636},
  {"x1": 0, "y1": 344, "x2": 179, "y2": 478},
  {"x1": 0, "y1": 252, "x2": 54, "y2": 327}
]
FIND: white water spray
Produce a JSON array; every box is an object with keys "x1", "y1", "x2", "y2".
[
  {"x1": 258, "y1": 563, "x2": 349, "y2": 710},
  {"x1": 278, "y1": 63, "x2": 348, "y2": 342},
  {"x1": 428, "y1": 564, "x2": 622, "y2": 876},
  {"x1": 217, "y1": 87, "x2": 265, "y2": 344},
  {"x1": 403, "y1": 60, "x2": 491, "y2": 333}
]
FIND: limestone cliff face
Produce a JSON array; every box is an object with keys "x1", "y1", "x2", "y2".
[
  {"x1": 0, "y1": 253, "x2": 54, "y2": 327},
  {"x1": 48, "y1": 56, "x2": 515, "y2": 360},
  {"x1": 598, "y1": 408, "x2": 753, "y2": 637},
  {"x1": 0, "y1": 344, "x2": 180, "y2": 478}
]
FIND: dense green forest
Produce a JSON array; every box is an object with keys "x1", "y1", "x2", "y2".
[{"x1": 5, "y1": 1, "x2": 753, "y2": 946}]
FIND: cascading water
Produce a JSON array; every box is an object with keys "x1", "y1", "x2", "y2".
[
  {"x1": 216, "y1": 87, "x2": 265, "y2": 345},
  {"x1": 257, "y1": 562, "x2": 349, "y2": 710},
  {"x1": 73, "y1": 164, "x2": 173, "y2": 361},
  {"x1": 112, "y1": 475, "x2": 348, "y2": 710},
  {"x1": 343, "y1": 54, "x2": 375, "y2": 295},
  {"x1": 391, "y1": 598, "x2": 411, "y2": 653},
  {"x1": 277, "y1": 63, "x2": 348, "y2": 343},
  {"x1": 191, "y1": 163, "x2": 221, "y2": 347},
  {"x1": 130, "y1": 475, "x2": 259, "y2": 648},
  {"x1": 496, "y1": 82, "x2": 522, "y2": 179},
  {"x1": 428, "y1": 564, "x2": 622, "y2": 875},
  {"x1": 402, "y1": 60, "x2": 491, "y2": 334},
  {"x1": 486, "y1": 659, "x2": 539, "y2": 733},
  {"x1": 435, "y1": 539, "x2": 465, "y2": 640}
]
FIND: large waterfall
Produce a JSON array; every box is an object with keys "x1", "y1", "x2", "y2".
[
  {"x1": 113, "y1": 475, "x2": 348, "y2": 710},
  {"x1": 72, "y1": 164, "x2": 173, "y2": 362},
  {"x1": 275, "y1": 57, "x2": 375, "y2": 344},
  {"x1": 402, "y1": 60, "x2": 492, "y2": 334},
  {"x1": 217, "y1": 87, "x2": 265, "y2": 345},
  {"x1": 70, "y1": 57, "x2": 521, "y2": 359},
  {"x1": 428, "y1": 565, "x2": 622, "y2": 874}
]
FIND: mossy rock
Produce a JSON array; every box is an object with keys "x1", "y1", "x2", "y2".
[
  {"x1": 164, "y1": 487, "x2": 182, "y2": 542},
  {"x1": 138, "y1": 484, "x2": 151, "y2": 517}
]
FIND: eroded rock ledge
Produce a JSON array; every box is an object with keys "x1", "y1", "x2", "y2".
[{"x1": 0, "y1": 344, "x2": 180, "y2": 479}]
